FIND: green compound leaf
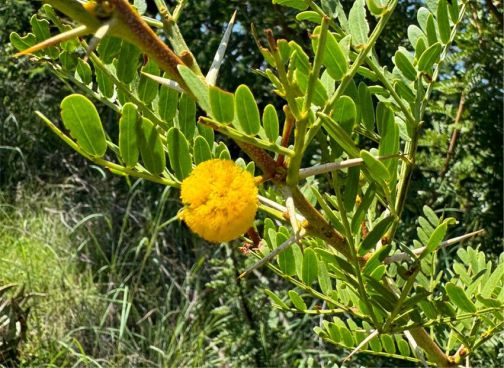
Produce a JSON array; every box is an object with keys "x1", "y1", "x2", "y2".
[
  {"x1": 302, "y1": 248, "x2": 319, "y2": 285},
  {"x1": 322, "y1": 31, "x2": 348, "y2": 81},
  {"x1": 262, "y1": 104, "x2": 280, "y2": 142},
  {"x1": 445, "y1": 283, "x2": 477, "y2": 313},
  {"x1": 138, "y1": 117, "x2": 166, "y2": 175},
  {"x1": 178, "y1": 65, "x2": 210, "y2": 113},
  {"x1": 349, "y1": 0, "x2": 369, "y2": 46},
  {"x1": 60, "y1": 94, "x2": 107, "y2": 157},
  {"x1": 235, "y1": 84, "x2": 261, "y2": 135},
  {"x1": 119, "y1": 103, "x2": 139, "y2": 168},
  {"x1": 288, "y1": 290, "x2": 307, "y2": 310},
  {"x1": 209, "y1": 86, "x2": 235, "y2": 123},
  {"x1": 166, "y1": 127, "x2": 192, "y2": 180},
  {"x1": 418, "y1": 42, "x2": 442, "y2": 73},
  {"x1": 437, "y1": 0, "x2": 451, "y2": 44},
  {"x1": 394, "y1": 49, "x2": 417, "y2": 81}
]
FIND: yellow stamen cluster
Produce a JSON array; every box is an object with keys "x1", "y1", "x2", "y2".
[{"x1": 179, "y1": 159, "x2": 258, "y2": 243}]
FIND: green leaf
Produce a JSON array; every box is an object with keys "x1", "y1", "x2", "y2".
[
  {"x1": 76, "y1": 59, "x2": 92, "y2": 85},
  {"x1": 296, "y1": 11, "x2": 322, "y2": 23},
  {"x1": 116, "y1": 41, "x2": 141, "y2": 84},
  {"x1": 332, "y1": 96, "x2": 356, "y2": 133},
  {"x1": 394, "y1": 49, "x2": 417, "y2": 81},
  {"x1": 97, "y1": 36, "x2": 122, "y2": 64},
  {"x1": 262, "y1": 104, "x2": 280, "y2": 142},
  {"x1": 60, "y1": 94, "x2": 107, "y2": 157},
  {"x1": 449, "y1": 0, "x2": 460, "y2": 23},
  {"x1": 349, "y1": 0, "x2": 369, "y2": 46},
  {"x1": 9, "y1": 32, "x2": 36, "y2": 52},
  {"x1": 264, "y1": 289, "x2": 289, "y2": 309},
  {"x1": 158, "y1": 81, "x2": 178, "y2": 124},
  {"x1": 426, "y1": 14, "x2": 438, "y2": 45},
  {"x1": 302, "y1": 248, "x2": 319, "y2": 285},
  {"x1": 272, "y1": 0, "x2": 309, "y2": 11},
  {"x1": 288, "y1": 290, "x2": 307, "y2": 310},
  {"x1": 177, "y1": 65, "x2": 210, "y2": 113},
  {"x1": 419, "y1": 218, "x2": 453, "y2": 259},
  {"x1": 445, "y1": 283, "x2": 477, "y2": 313},
  {"x1": 138, "y1": 59, "x2": 160, "y2": 105},
  {"x1": 343, "y1": 166, "x2": 360, "y2": 211},
  {"x1": 418, "y1": 42, "x2": 442, "y2": 73},
  {"x1": 407, "y1": 25, "x2": 426, "y2": 49},
  {"x1": 322, "y1": 31, "x2": 348, "y2": 81},
  {"x1": 359, "y1": 216, "x2": 394, "y2": 256},
  {"x1": 178, "y1": 94, "x2": 196, "y2": 140},
  {"x1": 234, "y1": 85, "x2": 261, "y2": 135},
  {"x1": 277, "y1": 233, "x2": 296, "y2": 276},
  {"x1": 351, "y1": 184, "x2": 376, "y2": 234},
  {"x1": 366, "y1": 0, "x2": 386, "y2": 16},
  {"x1": 93, "y1": 62, "x2": 115, "y2": 98},
  {"x1": 359, "y1": 82, "x2": 375, "y2": 131},
  {"x1": 320, "y1": 114, "x2": 360, "y2": 158},
  {"x1": 381, "y1": 334, "x2": 396, "y2": 354},
  {"x1": 361, "y1": 150, "x2": 390, "y2": 182},
  {"x1": 138, "y1": 118, "x2": 166, "y2": 175},
  {"x1": 362, "y1": 245, "x2": 391, "y2": 275},
  {"x1": 422, "y1": 205, "x2": 439, "y2": 227},
  {"x1": 318, "y1": 260, "x2": 332, "y2": 294},
  {"x1": 209, "y1": 86, "x2": 234, "y2": 123},
  {"x1": 481, "y1": 263, "x2": 504, "y2": 298},
  {"x1": 193, "y1": 136, "x2": 212, "y2": 164},
  {"x1": 119, "y1": 103, "x2": 139, "y2": 167},
  {"x1": 437, "y1": 0, "x2": 451, "y2": 44},
  {"x1": 166, "y1": 127, "x2": 192, "y2": 180}
]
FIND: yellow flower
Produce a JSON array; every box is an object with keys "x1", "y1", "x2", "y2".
[{"x1": 179, "y1": 159, "x2": 258, "y2": 243}]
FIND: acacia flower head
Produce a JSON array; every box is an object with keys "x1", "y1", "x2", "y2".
[{"x1": 179, "y1": 159, "x2": 258, "y2": 243}]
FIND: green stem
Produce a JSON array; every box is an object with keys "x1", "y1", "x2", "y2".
[
  {"x1": 333, "y1": 174, "x2": 378, "y2": 325},
  {"x1": 303, "y1": 0, "x2": 398, "y2": 150},
  {"x1": 198, "y1": 117, "x2": 294, "y2": 157}
]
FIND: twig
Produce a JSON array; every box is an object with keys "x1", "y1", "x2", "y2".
[
  {"x1": 384, "y1": 229, "x2": 485, "y2": 264},
  {"x1": 441, "y1": 94, "x2": 465, "y2": 178}
]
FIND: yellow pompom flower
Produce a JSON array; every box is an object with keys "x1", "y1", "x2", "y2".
[{"x1": 179, "y1": 159, "x2": 258, "y2": 243}]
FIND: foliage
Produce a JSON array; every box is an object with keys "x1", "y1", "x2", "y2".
[{"x1": 7, "y1": 0, "x2": 504, "y2": 367}]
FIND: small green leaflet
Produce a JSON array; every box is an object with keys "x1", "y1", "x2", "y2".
[
  {"x1": 349, "y1": 0, "x2": 369, "y2": 46},
  {"x1": 178, "y1": 65, "x2": 210, "y2": 113},
  {"x1": 322, "y1": 31, "x2": 348, "y2": 81},
  {"x1": 445, "y1": 283, "x2": 477, "y2": 313},
  {"x1": 60, "y1": 94, "x2": 107, "y2": 157},
  {"x1": 119, "y1": 103, "x2": 139, "y2": 167},
  {"x1": 209, "y1": 86, "x2": 234, "y2": 123},
  {"x1": 234, "y1": 85, "x2": 261, "y2": 135},
  {"x1": 262, "y1": 104, "x2": 279, "y2": 142},
  {"x1": 137, "y1": 117, "x2": 166, "y2": 175},
  {"x1": 166, "y1": 127, "x2": 192, "y2": 180}
]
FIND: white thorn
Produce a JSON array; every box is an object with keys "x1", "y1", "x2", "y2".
[{"x1": 141, "y1": 72, "x2": 184, "y2": 93}]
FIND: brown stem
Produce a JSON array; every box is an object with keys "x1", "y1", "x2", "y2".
[
  {"x1": 440, "y1": 94, "x2": 465, "y2": 178},
  {"x1": 109, "y1": 0, "x2": 187, "y2": 88},
  {"x1": 276, "y1": 105, "x2": 295, "y2": 167},
  {"x1": 290, "y1": 186, "x2": 351, "y2": 259}
]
